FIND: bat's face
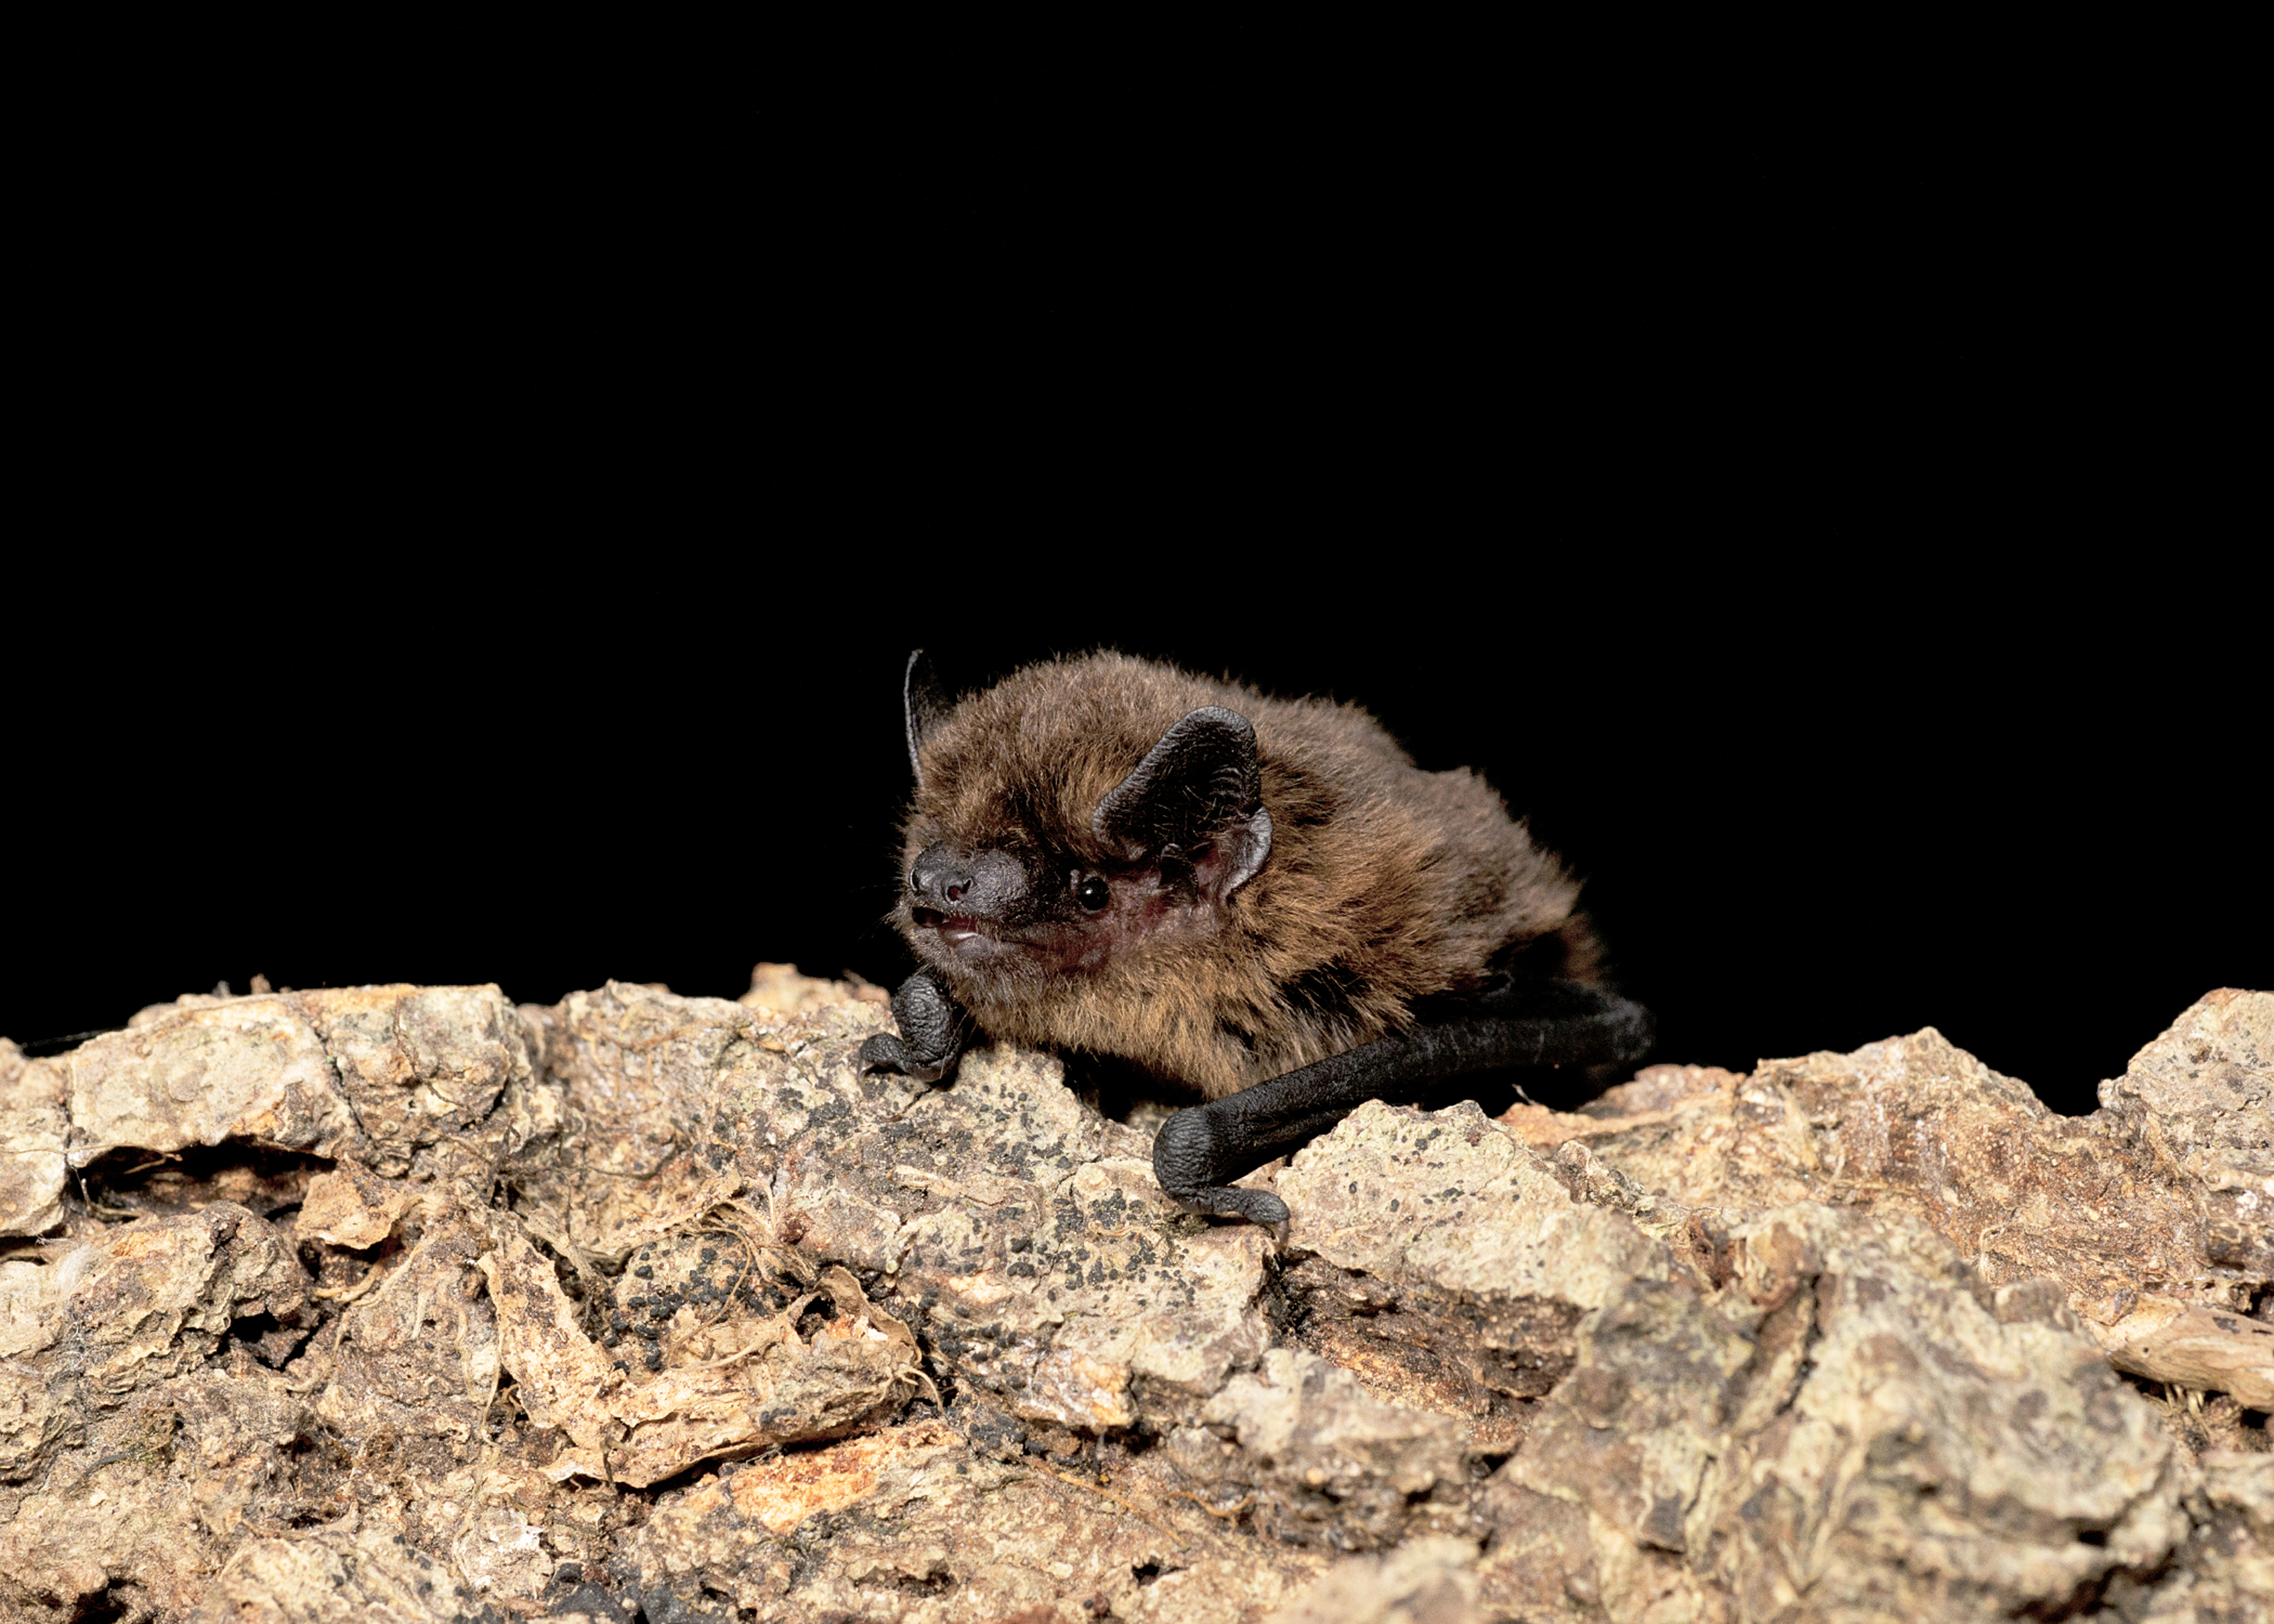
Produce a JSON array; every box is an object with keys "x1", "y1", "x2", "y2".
[
  {"x1": 897, "y1": 833, "x2": 1212, "y2": 980},
  {"x1": 891, "y1": 655, "x2": 1274, "y2": 996}
]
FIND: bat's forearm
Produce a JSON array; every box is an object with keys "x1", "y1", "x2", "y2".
[{"x1": 1153, "y1": 981, "x2": 1654, "y2": 1222}]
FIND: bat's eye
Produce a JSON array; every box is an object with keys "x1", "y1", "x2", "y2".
[{"x1": 1075, "y1": 876, "x2": 1111, "y2": 912}]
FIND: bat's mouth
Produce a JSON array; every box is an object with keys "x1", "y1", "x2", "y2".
[
  {"x1": 912, "y1": 908, "x2": 1016, "y2": 958},
  {"x1": 912, "y1": 907, "x2": 981, "y2": 939}
]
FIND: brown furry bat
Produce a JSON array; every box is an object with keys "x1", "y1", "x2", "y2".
[{"x1": 860, "y1": 651, "x2": 1651, "y2": 1223}]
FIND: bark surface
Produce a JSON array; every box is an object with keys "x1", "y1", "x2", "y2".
[{"x1": 0, "y1": 974, "x2": 2265, "y2": 1622}]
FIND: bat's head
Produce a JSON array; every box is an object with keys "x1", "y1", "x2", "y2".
[{"x1": 887, "y1": 651, "x2": 1273, "y2": 992}]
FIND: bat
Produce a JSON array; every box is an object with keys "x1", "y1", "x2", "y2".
[{"x1": 858, "y1": 651, "x2": 1654, "y2": 1223}]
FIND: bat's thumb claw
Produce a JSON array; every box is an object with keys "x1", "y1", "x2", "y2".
[
  {"x1": 857, "y1": 1033, "x2": 944, "y2": 1085},
  {"x1": 1152, "y1": 1106, "x2": 1290, "y2": 1225},
  {"x1": 1209, "y1": 1187, "x2": 1290, "y2": 1225}
]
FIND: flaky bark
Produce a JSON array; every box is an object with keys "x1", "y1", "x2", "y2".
[{"x1": 0, "y1": 973, "x2": 2264, "y2": 1623}]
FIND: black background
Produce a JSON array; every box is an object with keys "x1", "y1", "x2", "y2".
[
  {"x1": 10, "y1": 109, "x2": 2260, "y2": 1118},
  {"x1": 10, "y1": 553, "x2": 2259, "y2": 1121}
]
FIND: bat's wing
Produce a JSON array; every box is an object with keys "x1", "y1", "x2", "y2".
[{"x1": 1151, "y1": 978, "x2": 1654, "y2": 1223}]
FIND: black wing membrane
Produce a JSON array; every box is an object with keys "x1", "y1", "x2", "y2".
[{"x1": 1151, "y1": 978, "x2": 1655, "y2": 1223}]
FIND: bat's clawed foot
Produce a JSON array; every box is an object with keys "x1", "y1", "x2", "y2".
[{"x1": 857, "y1": 1033, "x2": 947, "y2": 1085}]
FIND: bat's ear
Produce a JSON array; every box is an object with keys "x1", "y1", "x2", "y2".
[
  {"x1": 903, "y1": 650, "x2": 949, "y2": 786},
  {"x1": 1092, "y1": 707, "x2": 1274, "y2": 897}
]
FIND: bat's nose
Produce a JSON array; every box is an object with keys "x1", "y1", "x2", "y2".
[
  {"x1": 910, "y1": 842, "x2": 1029, "y2": 917},
  {"x1": 910, "y1": 843, "x2": 973, "y2": 905}
]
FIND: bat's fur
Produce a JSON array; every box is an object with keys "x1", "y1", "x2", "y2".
[{"x1": 894, "y1": 653, "x2": 1603, "y2": 1100}]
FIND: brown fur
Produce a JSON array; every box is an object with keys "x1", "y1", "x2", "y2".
[{"x1": 895, "y1": 654, "x2": 1600, "y2": 1100}]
